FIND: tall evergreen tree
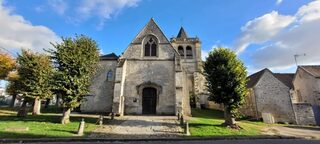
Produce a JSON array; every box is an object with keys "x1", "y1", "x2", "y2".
[
  {"x1": 49, "y1": 35, "x2": 99, "y2": 124},
  {"x1": 16, "y1": 50, "x2": 54, "y2": 116},
  {"x1": 203, "y1": 48, "x2": 247, "y2": 128}
]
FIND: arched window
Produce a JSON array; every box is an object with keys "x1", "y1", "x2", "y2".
[
  {"x1": 144, "y1": 36, "x2": 157, "y2": 56},
  {"x1": 178, "y1": 46, "x2": 184, "y2": 57},
  {"x1": 186, "y1": 46, "x2": 193, "y2": 59},
  {"x1": 107, "y1": 70, "x2": 113, "y2": 81}
]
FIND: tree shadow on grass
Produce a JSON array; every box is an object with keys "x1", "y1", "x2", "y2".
[
  {"x1": 0, "y1": 114, "x2": 98, "y2": 124},
  {"x1": 189, "y1": 123, "x2": 225, "y2": 128}
]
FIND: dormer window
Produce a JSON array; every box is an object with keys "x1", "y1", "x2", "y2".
[{"x1": 144, "y1": 36, "x2": 157, "y2": 56}]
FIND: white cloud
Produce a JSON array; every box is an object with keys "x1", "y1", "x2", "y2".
[
  {"x1": 75, "y1": 0, "x2": 141, "y2": 29},
  {"x1": 235, "y1": 1, "x2": 320, "y2": 72},
  {"x1": 36, "y1": 0, "x2": 141, "y2": 29},
  {"x1": 47, "y1": 0, "x2": 68, "y2": 15},
  {"x1": 235, "y1": 11, "x2": 294, "y2": 54},
  {"x1": 276, "y1": 0, "x2": 283, "y2": 5},
  {"x1": 201, "y1": 50, "x2": 208, "y2": 61},
  {"x1": 0, "y1": 0, "x2": 60, "y2": 54}
]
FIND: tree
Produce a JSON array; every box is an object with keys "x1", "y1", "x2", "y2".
[
  {"x1": 16, "y1": 50, "x2": 54, "y2": 116},
  {"x1": 0, "y1": 53, "x2": 16, "y2": 80},
  {"x1": 203, "y1": 48, "x2": 247, "y2": 128},
  {"x1": 6, "y1": 71, "x2": 21, "y2": 107},
  {"x1": 49, "y1": 35, "x2": 99, "y2": 124}
]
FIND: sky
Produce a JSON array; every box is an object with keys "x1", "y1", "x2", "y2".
[{"x1": 0, "y1": 0, "x2": 320, "y2": 88}]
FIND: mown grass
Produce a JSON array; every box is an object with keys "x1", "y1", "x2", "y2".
[
  {"x1": 0, "y1": 107, "x2": 98, "y2": 138},
  {"x1": 189, "y1": 108, "x2": 267, "y2": 136}
]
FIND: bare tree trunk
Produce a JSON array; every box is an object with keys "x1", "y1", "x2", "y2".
[
  {"x1": 10, "y1": 94, "x2": 17, "y2": 108},
  {"x1": 224, "y1": 106, "x2": 236, "y2": 126},
  {"x1": 55, "y1": 94, "x2": 60, "y2": 107},
  {"x1": 32, "y1": 97, "x2": 41, "y2": 115},
  {"x1": 61, "y1": 107, "x2": 71, "y2": 124},
  {"x1": 17, "y1": 100, "x2": 28, "y2": 117}
]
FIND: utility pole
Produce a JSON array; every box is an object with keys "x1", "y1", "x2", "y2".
[{"x1": 294, "y1": 53, "x2": 306, "y2": 66}]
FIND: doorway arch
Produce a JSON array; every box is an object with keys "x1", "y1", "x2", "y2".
[{"x1": 142, "y1": 87, "x2": 157, "y2": 114}]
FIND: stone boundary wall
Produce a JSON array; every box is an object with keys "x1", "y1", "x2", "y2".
[{"x1": 293, "y1": 103, "x2": 316, "y2": 125}]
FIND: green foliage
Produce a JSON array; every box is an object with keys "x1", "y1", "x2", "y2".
[
  {"x1": 189, "y1": 108, "x2": 266, "y2": 136},
  {"x1": 0, "y1": 53, "x2": 16, "y2": 80},
  {"x1": 16, "y1": 50, "x2": 54, "y2": 100},
  {"x1": 0, "y1": 108, "x2": 97, "y2": 138},
  {"x1": 6, "y1": 71, "x2": 21, "y2": 96},
  {"x1": 203, "y1": 48, "x2": 247, "y2": 115},
  {"x1": 49, "y1": 35, "x2": 99, "y2": 109}
]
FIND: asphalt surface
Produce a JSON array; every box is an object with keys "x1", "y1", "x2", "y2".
[{"x1": 24, "y1": 139, "x2": 320, "y2": 144}]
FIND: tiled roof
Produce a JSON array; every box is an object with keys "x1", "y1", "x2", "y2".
[
  {"x1": 100, "y1": 53, "x2": 118, "y2": 60},
  {"x1": 273, "y1": 73, "x2": 294, "y2": 88},
  {"x1": 247, "y1": 68, "x2": 294, "y2": 88},
  {"x1": 300, "y1": 65, "x2": 320, "y2": 78},
  {"x1": 247, "y1": 68, "x2": 269, "y2": 88}
]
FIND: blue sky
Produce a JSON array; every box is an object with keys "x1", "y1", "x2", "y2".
[{"x1": 0, "y1": 0, "x2": 319, "y2": 88}]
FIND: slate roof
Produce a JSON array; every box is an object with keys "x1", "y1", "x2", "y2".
[
  {"x1": 273, "y1": 73, "x2": 295, "y2": 88},
  {"x1": 247, "y1": 68, "x2": 294, "y2": 88},
  {"x1": 177, "y1": 27, "x2": 188, "y2": 38},
  {"x1": 300, "y1": 65, "x2": 320, "y2": 78},
  {"x1": 100, "y1": 53, "x2": 119, "y2": 60}
]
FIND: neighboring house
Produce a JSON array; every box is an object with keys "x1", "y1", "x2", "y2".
[
  {"x1": 81, "y1": 19, "x2": 205, "y2": 116},
  {"x1": 293, "y1": 66, "x2": 320, "y2": 125},
  {"x1": 243, "y1": 69, "x2": 296, "y2": 124}
]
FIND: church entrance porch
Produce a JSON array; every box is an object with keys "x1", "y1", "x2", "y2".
[{"x1": 142, "y1": 87, "x2": 157, "y2": 114}]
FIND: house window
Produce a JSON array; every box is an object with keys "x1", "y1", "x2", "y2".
[
  {"x1": 144, "y1": 37, "x2": 157, "y2": 56},
  {"x1": 178, "y1": 46, "x2": 184, "y2": 57},
  {"x1": 107, "y1": 70, "x2": 113, "y2": 81},
  {"x1": 186, "y1": 46, "x2": 193, "y2": 59}
]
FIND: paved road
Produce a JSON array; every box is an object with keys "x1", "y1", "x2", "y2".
[
  {"x1": 27, "y1": 139, "x2": 320, "y2": 144},
  {"x1": 263, "y1": 126, "x2": 320, "y2": 139}
]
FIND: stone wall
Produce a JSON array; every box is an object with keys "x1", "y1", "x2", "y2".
[
  {"x1": 254, "y1": 71, "x2": 296, "y2": 123},
  {"x1": 122, "y1": 60, "x2": 176, "y2": 115},
  {"x1": 238, "y1": 89, "x2": 258, "y2": 118},
  {"x1": 293, "y1": 103, "x2": 316, "y2": 125},
  {"x1": 80, "y1": 60, "x2": 118, "y2": 113},
  {"x1": 293, "y1": 68, "x2": 320, "y2": 105}
]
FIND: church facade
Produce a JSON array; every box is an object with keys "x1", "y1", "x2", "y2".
[{"x1": 80, "y1": 19, "x2": 206, "y2": 116}]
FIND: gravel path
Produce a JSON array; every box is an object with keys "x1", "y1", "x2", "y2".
[{"x1": 89, "y1": 116, "x2": 183, "y2": 138}]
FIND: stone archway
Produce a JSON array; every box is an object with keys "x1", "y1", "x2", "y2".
[{"x1": 136, "y1": 81, "x2": 162, "y2": 115}]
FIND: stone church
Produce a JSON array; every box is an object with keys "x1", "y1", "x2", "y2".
[{"x1": 80, "y1": 19, "x2": 206, "y2": 116}]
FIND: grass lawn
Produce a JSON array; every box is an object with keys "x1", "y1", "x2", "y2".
[
  {"x1": 189, "y1": 108, "x2": 268, "y2": 137},
  {"x1": 0, "y1": 107, "x2": 98, "y2": 138}
]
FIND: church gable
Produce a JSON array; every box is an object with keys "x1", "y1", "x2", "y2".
[{"x1": 122, "y1": 18, "x2": 178, "y2": 59}]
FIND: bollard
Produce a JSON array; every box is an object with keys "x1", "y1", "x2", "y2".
[
  {"x1": 180, "y1": 115, "x2": 184, "y2": 126},
  {"x1": 111, "y1": 112, "x2": 115, "y2": 120},
  {"x1": 177, "y1": 112, "x2": 180, "y2": 120},
  {"x1": 184, "y1": 122, "x2": 190, "y2": 136},
  {"x1": 98, "y1": 115, "x2": 103, "y2": 126},
  {"x1": 77, "y1": 118, "x2": 85, "y2": 136}
]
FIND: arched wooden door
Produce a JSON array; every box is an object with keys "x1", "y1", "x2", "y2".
[{"x1": 142, "y1": 87, "x2": 157, "y2": 114}]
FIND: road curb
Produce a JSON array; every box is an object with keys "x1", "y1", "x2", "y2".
[{"x1": 0, "y1": 136, "x2": 299, "y2": 143}]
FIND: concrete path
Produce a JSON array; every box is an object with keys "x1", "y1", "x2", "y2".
[
  {"x1": 262, "y1": 125, "x2": 320, "y2": 139},
  {"x1": 89, "y1": 116, "x2": 183, "y2": 138}
]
